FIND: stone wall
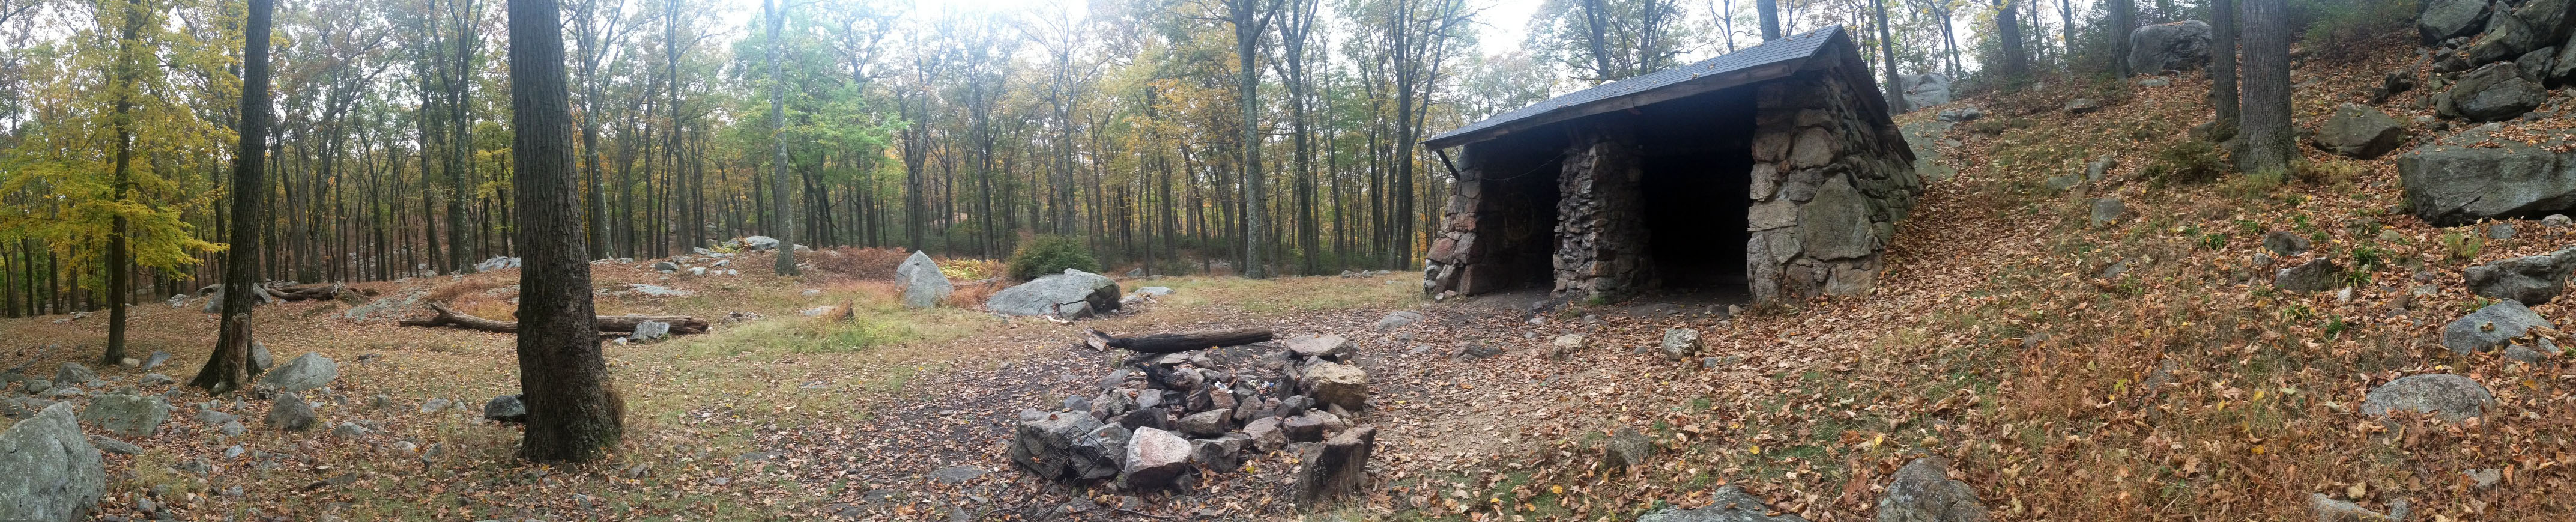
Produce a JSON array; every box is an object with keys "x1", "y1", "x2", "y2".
[
  {"x1": 1550, "y1": 121, "x2": 1659, "y2": 298},
  {"x1": 1744, "y1": 68, "x2": 1922, "y2": 303}
]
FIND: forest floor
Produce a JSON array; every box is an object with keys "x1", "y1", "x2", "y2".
[{"x1": 12, "y1": 32, "x2": 2576, "y2": 522}]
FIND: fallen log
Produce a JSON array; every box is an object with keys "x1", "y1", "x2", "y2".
[
  {"x1": 1083, "y1": 327, "x2": 1274, "y2": 354},
  {"x1": 268, "y1": 284, "x2": 346, "y2": 302},
  {"x1": 401, "y1": 302, "x2": 709, "y2": 335}
]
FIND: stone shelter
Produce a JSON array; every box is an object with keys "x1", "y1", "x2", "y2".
[{"x1": 1418, "y1": 27, "x2": 1922, "y2": 304}]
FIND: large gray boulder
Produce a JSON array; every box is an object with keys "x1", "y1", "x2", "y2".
[
  {"x1": 76, "y1": 392, "x2": 168, "y2": 437},
  {"x1": 50, "y1": 364, "x2": 92, "y2": 386},
  {"x1": 2398, "y1": 127, "x2": 2576, "y2": 226},
  {"x1": 2421, "y1": 0, "x2": 2494, "y2": 43},
  {"x1": 1299, "y1": 363, "x2": 1368, "y2": 411},
  {"x1": 984, "y1": 269, "x2": 1120, "y2": 318},
  {"x1": 473, "y1": 256, "x2": 521, "y2": 272},
  {"x1": 2464, "y1": 247, "x2": 2576, "y2": 305},
  {"x1": 1877, "y1": 457, "x2": 1991, "y2": 522},
  {"x1": 2436, "y1": 62, "x2": 2545, "y2": 122},
  {"x1": 0, "y1": 403, "x2": 104, "y2": 522},
  {"x1": 2441, "y1": 300, "x2": 2556, "y2": 354},
  {"x1": 895, "y1": 251, "x2": 952, "y2": 309},
  {"x1": 259, "y1": 353, "x2": 337, "y2": 392},
  {"x1": 266, "y1": 393, "x2": 316, "y2": 431},
  {"x1": 483, "y1": 395, "x2": 527, "y2": 423},
  {"x1": 1898, "y1": 74, "x2": 1951, "y2": 109},
  {"x1": 2127, "y1": 20, "x2": 2213, "y2": 73},
  {"x1": 2310, "y1": 103, "x2": 2408, "y2": 159},
  {"x1": 739, "y1": 236, "x2": 781, "y2": 251},
  {"x1": 1639, "y1": 486, "x2": 1808, "y2": 521},
  {"x1": 2361, "y1": 374, "x2": 2493, "y2": 422}
]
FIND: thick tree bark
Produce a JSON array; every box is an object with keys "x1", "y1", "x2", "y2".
[
  {"x1": 767, "y1": 0, "x2": 799, "y2": 276},
  {"x1": 1995, "y1": 0, "x2": 2028, "y2": 78},
  {"x1": 1229, "y1": 0, "x2": 1271, "y2": 278},
  {"x1": 2109, "y1": 0, "x2": 2135, "y2": 77},
  {"x1": 2210, "y1": 0, "x2": 2240, "y2": 130},
  {"x1": 506, "y1": 0, "x2": 623, "y2": 462},
  {"x1": 196, "y1": 0, "x2": 275, "y2": 395},
  {"x1": 2239, "y1": 0, "x2": 2293, "y2": 176},
  {"x1": 1084, "y1": 328, "x2": 1276, "y2": 354},
  {"x1": 103, "y1": 0, "x2": 142, "y2": 366}
]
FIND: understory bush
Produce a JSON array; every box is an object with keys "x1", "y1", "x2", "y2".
[
  {"x1": 2144, "y1": 140, "x2": 2227, "y2": 186},
  {"x1": 1007, "y1": 235, "x2": 1098, "y2": 280}
]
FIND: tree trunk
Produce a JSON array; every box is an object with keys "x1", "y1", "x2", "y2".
[
  {"x1": 2109, "y1": 0, "x2": 2135, "y2": 77},
  {"x1": 1875, "y1": 0, "x2": 1905, "y2": 114},
  {"x1": 1995, "y1": 0, "x2": 2029, "y2": 79},
  {"x1": 195, "y1": 0, "x2": 276, "y2": 395},
  {"x1": 2238, "y1": 0, "x2": 2292, "y2": 176},
  {"x1": 1231, "y1": 0, "x2": 1269, "y2": 279},
  {"x1": 768, "y1": 0, "x2": 799, "y2": 276},
  {"x1": 1756, "y1": 0, "x2": 1782, "y2": 41},
  {"x1": 506, "y1": 0, "x2": 622, "y2": 462},
  {"x1": 102, "y1": 0, "x2": 145, "y2": 366},
  {"x1": 2210, "y1": 0, "x2": 2240, "y2": 130}
]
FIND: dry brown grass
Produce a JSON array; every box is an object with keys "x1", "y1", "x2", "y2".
[{"x1": 805, "y1": 246, "x2": 914, "y2": 280}]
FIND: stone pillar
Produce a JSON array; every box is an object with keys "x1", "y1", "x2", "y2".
[
  {"x1": 1553, "y1": 121, "x2": 1656, "y2": 299},
  {"x1": 1746, "y1": 69, "x2": 1919, "y2": 305},
  {"x1": 1423, "y1": 144, "x2": 1487, "y2": 300}
]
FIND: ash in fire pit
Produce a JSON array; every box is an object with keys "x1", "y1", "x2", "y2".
[{"x1": 1008, "y1": 332, "x2": 1376, "y2": 506}]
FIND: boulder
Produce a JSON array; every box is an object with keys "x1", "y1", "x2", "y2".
[
  {"x1": 2420, "y1": 0, "x2": 2493, "y2": 43},
  {"x1": 2064, "y1": 99, "x2": 2101, "y2": 114},
  {"x1": 1188, "y1": 434, "x2": 1250, "y2": 470},
  {"x1": 739, "y1": 236, "x2": 781, "y2": 251},
  {"x1": 2273, "y1": 258, "x2": 2345, "y2": 293},
  {"x1": 1877, "y1": 457, "x2": 1992, "y2": 522},
  {"x1": 2441, "y1": 300, "x2": 2556, "y2": 354},
  {"x1": 483, "y1": 395, "x2": 527, "y2": 423},
  {"x1": 1284, "y1": 335, "x2": 1354, "y2": 361},
  {"x1": 266, "y1": 393, "x2": 316, "y2": 431},
  {"x1": 1899, "y1": 74, "x2": 1952, "y2": 109},
  {"x1": 1242, "y1": 417, "x2": 1289, "y2": 452},
  {"x1": 1176, "y1": 410, "x2": 1232, "y2": 438},
  {"x1": 1601, "y1": 426, "x2": 1654, "y2": 470},
  {"x1": 984, "y1": 269, "x2": 1121, "y2": 318},
  {"x1": 50, "y1": 364, "x2": 92, "y2": 386},
  {"x1": 1291, "y1": 425, "x2": 1376, "y2": 508},
  {"x1": 2360, "y1": 374, "x2": 2493, "y2": 422},
  {"x1": 1117, "y1": 427, "x2": 1193, "y2": 490},
  {"x1": 2127, "y1": 20, "x2": 2213, "y2": 73},
  {"x1": 1299, "y1": 363, "x2": 1368, "y2": 411},
  {"x1": 2309, "y1": 493, "x2": 2396, "y2": 522},
  {"x1": 2399, "y1": 126, "x2": 2576, "y2": 225},
  {"x1": 2436, "y1": 63, "x2": 2546, "y2": 122},
  {"x1": 259, "y1": 353, "x2": 337, "y2": 392},
  {"x1": 652, "y1": 261, "x2": 679, "y2": 273},
  {"x1": 250, "y1": 342, "x2": 273, "y2": 374},
  {"x1": 1661, "y1": 329, "x2": 1701, "y2": 360},
  {"x1": 2090, "y1": 198, "x2": 2126, "y2": 226},
  {"x1": 1638, "y1": 486, "x2": 1808, "y2": 521},
  {"x1": 630, "y1": 321, "x2": 671, "y2": 342},
  {"x1": 895, "y1": 251, "x2": 952, "y2": 309},
  {"x1": 1548, "y1": 333, "x2": 1589, "y2": 359},
  {"x1": 76, "y1": 392, "x2": 168, "y2": 437},
  {"x1": 139, "y1": 351, "x2": 171, "y2": 371},
  {"x1": 2464, "y1": 248, "x2": 2576, "y2": 305},
  {"x1": 2467, "y1": 10, "x2": 2551, "y2": 64},
  {"x1": 2311, "y1": 103, "x2": 2408, "y2": 159},
  {"x1": 0, "y1": 403, "x2": 105, "y2": 522}
]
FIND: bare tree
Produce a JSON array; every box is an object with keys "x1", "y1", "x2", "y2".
[
  {"x1": 1755, "y1": 0, "x2": 1779, "y2": 41},
  {"x1": 506, "y1": 0, "x2": 622, "y2": 462}
]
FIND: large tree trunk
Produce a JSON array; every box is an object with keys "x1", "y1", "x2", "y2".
[
  {"x1": 2210, "y1": 0, "x2": 2240, "y2": 130},
  {"x1": 1230, "y1": 0, "x2": 1269, "y2": 279},
  {"x1": 767, "y1": 0, "x2": 799, "y2": 276},
  {"x1": 1756, "y1": 0, "x2": 1782, "y2": 41},
  {"x1": 1995, "y1": 0, "x2": 2029, "y2": 78},
  {"x1": 2238, "y1": 0, "x2": 2293, "y2": 176},
  {"x1": 506, "y1": 0, "x2": 623, "y2": 463},
  {"x1": 195, "y1": 0, "x2": 275, "y2": 395},
  {"x1": 2109, "y1": 0, "x2": 2135, "y2": 77}
]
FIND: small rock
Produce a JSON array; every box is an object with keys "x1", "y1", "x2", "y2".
[
  {"x1": 1299, "y1": 363, "x2": 1368, "y2": 411},
  {"x1": 1660, "y1": 329, "x2": 1701, "y2": 361},
  {"x1": 1283, "y1": 335, "x2": 1354, "y2": 361},
  {"x1": 88, "y1": 435, "x2": 142, "y2": 455},
  {"x1": 219, "y1": 420, "x2": 246, "y2": 437},
  {"x1": 483, "y1": 395, "x2": 527, "y2": 423},
  {"x1": 2274, "y1": 258, "x2": 2346, "y2": 293},
  {"x1": 259, "y1": 353, "x2": 337, "y2": 392},
  {"x1": 1176, "y1": 410, "x2": 1232, "y2": 438},
  {"x1": 2546, "y1": 214, "x2": 2572, "y2": 228},
  {"x1": 1547, "y1": 334, "x2": 1586, "y2": 359},
  {"x1": 652, "y1": 261, "x2": 679, "y2": 273},
  {"x1": 2466, "y1": 468, "x2": 2502, "y2": 490},
  {"x1": 53, "y1": 363, "x2": 95, "y2": 385},
  {"x1": 1877, "y1": 457, "x2": 1991, "y2": 522},
  {"x1": 2064, "y1": 98, "x2": 2102, "y2": 114},
  {"x1": 1601, "y1": 426, "x2": 1654, "y2": 470},
  {"x1": 630, "y1": 321, "x2": 671, "y2": 342},
  {"x1": 928, "y1": 465, "x2": 985, "y2": 484},
  {"x1": 2310, "y1": 493, "x2": 2392, "y2": 521},
  {"x1": 2442, "y1": 300, "x2": 2556, "y2": 354},
  {"x1": 419, "y1": 398, "x2": 452, "y2": 413},
  {"x1": 1117, "y1": 427, "x2": 1193, "y2": 490},
  {"x1": 1375, "y1": 311, "x2": 1423, "y2": 329},
  {"x1": 136, "y1": 374, "x2": 174, "y2": 386},
  {"x1": 332, "y1": 422, "x2": 370, "y2": 439},
  {"x1": 2262, "y1": 231, "x2": 2312, "y2": 256},
  {"x1": 2490, "y1": 222, "x2": 2518, "y2": 240}
]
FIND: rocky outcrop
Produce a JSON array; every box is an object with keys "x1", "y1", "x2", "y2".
[
  {"x1": 985, "y1": 269, "x2": 1120, "y2": 318},
  {"x1": 1640, "y1": 486, "x2": 1808, "y2": 521},
  {"x1": 2309, "y1": 103, "x2": 2408, "y2": 159},
  {"x1": 2127, "y1": 20, "x2": 2213, "y2": 73},
  {"x1": 1877, "y1": 457, "x2": 1992, "y2": 522},
  {"x1": 895, "y1": 251, "x2": 952, "y2": 309},
  {"x1": 2464, "y1": 247, "x2": 2576, "y2": 304},
  {"x1": 2436, "y1": 63, "x2": 2545, "y2": 122},
  {"x1": 0, "y1": 403, "x2": 104, "y2": 522},
  {"x1": 2422, "y1": 0, "x2": 2495, "y2": 43},
  {"x1": 1899, "y1": 74, "x2": 1951, "y2": 109},
  {"x1": 2397, "y1": 127, "x2": 2576, "y2": 226},
  {"x1": 2361, "y1": 374, "x2": 2493, "y2": 422}
]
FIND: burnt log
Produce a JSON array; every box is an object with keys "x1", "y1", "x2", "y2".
[
  {"x1": 267, "y1": 284, "x2": 346, "y2": 302},
  {"x1": 401, "y1": 302, "x2": 708, "y2": 335},
  {"x1": 1084, "y1": 328, "x2": 1274, "y2": 354}
]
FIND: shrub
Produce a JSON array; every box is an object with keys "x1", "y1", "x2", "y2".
[
  {"x1": 1007, "y1": 235, "x2": 1098, "y2": 280},
  {"x1": 2293, "y1": 157, "x2": 2366, "y2": 189},
  {"x1": 2144, "y1": 140, "x2": 2227, "y2": 186},
  {"x1": 2291, "y1": 0, "x2": 2415, "y2": 59}
]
